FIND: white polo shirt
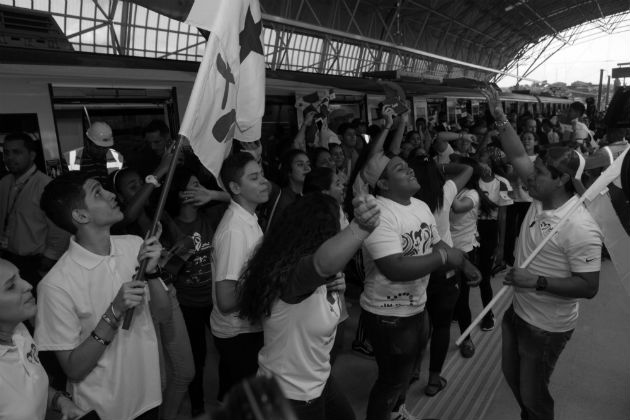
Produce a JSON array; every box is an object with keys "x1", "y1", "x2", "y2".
[
  {"x1": 35, "y1": 235, "x2": 161, "y2": 420},
  {"x1": 0, "y1": 323, "x2": 48, "y2": 420},
  {"x1": 513, "y1": 196, "x2": 602, "y2": 332},
  {"x1": 210, "y1": 200, "x2": 263, "y2": 338},
  {"x1": 361, "y1": 196, "x2": 440, "y2": 317}
]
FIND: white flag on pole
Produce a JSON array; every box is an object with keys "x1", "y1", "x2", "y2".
[{"x1": 179, "y1": 0, "x2": 265, "y2": 180}]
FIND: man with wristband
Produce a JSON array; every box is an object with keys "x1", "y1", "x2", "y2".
[
  {"x1": 359, "y1": 153, "x2": 481, "y2": 420},
  {"x1": 483, "y1": 88, "x2": 603, "y2": 420},
  {"x1": 35, "y1": 172, "x2": 171, "y2": 420}
]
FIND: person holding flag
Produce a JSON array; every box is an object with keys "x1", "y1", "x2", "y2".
[{"x1": 483, "y1": 88, "x2": 603, "y2": 420}]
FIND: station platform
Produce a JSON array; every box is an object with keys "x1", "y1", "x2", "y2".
[{"x1": 186, "y1": 259, "x2": 629, "y2": 420}]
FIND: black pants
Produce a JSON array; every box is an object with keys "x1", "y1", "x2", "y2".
[
  {"x1": 289, "y1": 377, "x2": 355, "y2": 420},
  {"x1": 504, "y1": 202, "x2": 530, "y2": 266},
  {"x1": 454, "y1": 249, "x2": 478, "y2": 336},
  {"x1": 179, "y1": 304, "x2": 211, "y2": 412},
  {"x1": 426, "y1": 269, "x2": 460, "y2": 373},
  {"x1": 477, "y1": 219, "x2": 498, "y2": 308},
  {"x1": 363, "y1": 310, "x2": 430, "y2": 420},
  {"x1": 213, "y1": 331, "x2": 264, "y2": 401}
]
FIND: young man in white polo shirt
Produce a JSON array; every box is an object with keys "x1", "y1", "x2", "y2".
[
  {"x1": 359, "y1": 152, "x2": 481, "y2": 420},
  {"x1": 210, "y1": 152, "x2": 270, "y2": 400},
  {"x1": 486, "y1": 90, "x2": 603, "y2": 420},
  {"x1": 35, "y1": 172, "x2": 171, "y2": 420}
]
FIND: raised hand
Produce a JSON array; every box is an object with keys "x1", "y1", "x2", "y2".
[{"x1": 480, "y1": 87, "x2": 505, "y2": 120}]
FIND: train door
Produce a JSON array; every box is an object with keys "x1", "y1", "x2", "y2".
[
  {"x1": 426, "y1": 98, "x2": 446, "y2": 128},
  {"x1": 412, "y1": 97, "x2": 428, "y2": 126},
  {"x1": 49, "y1": 85, "x2": 178, "y2": 175}
]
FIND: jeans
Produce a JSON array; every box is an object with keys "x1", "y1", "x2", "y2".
[
  {"x1": 363, "y1": 310, "x2": 430, "y2": 420},
  {"x1": 158, "y1": 286, "x2": 195, "y2": 420},
  {"x1": 502, "y1": 306, "x2": 573, "y2": 420},
  {"x1": 289, "y1": 377, "x2": 356, "y2": 420},
  {"x1": 179, "y1": 304, "x2": 212, "y2": 412},
  {"x1": 426, "y1": 269, "x2": 460, "y2": 373},
  {"x1": 212, "y1": 331, "x2": 264, "y2": 401}
]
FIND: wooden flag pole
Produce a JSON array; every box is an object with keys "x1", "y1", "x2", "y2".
[
  {"x1": 455, "y1": 148, "x2": 629, "y2": 346},
  {"x1": 122, "y1": 134, "x2": 186, "y2": 330}
]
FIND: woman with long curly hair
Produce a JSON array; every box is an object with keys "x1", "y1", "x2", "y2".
[{"x1": 238, "y1": 193, "x2": 380, "y2": 420}]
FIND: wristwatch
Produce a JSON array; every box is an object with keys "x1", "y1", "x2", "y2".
[
  {"x1": 536, "y1": 276, "x2": 548, "y2": 291},
  {"x1": 145, "y1": 174, "x2": 161, "y2": 187}
]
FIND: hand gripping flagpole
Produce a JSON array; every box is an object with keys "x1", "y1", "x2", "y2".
[
  {"x1": 455, "y1": 147, "x2": 630, "y2": 346},
  {"x1": 122, "y1": 135, "x2": 186, "y2": 330}
]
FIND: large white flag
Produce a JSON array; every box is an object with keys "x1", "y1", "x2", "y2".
[
  {"x1": 179, "y1": 0, "x2": 265, "y2": 179},
  {"x1": 584, "y1": 147, "x2": 630, "y2": 296}
]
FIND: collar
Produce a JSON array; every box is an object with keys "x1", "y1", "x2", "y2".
[
  {"x1": 534, "y1": 194, "x2": 579, "y2": 222},
  {"x1": 229, "y1": 200, "x2": 259, "y2": 227},
  {"x1": 13, "y1": 165, "x2": 37, "y2": 185},
  {"x1": 68, "y1": 236, "x2": 123, "y2": 270}
]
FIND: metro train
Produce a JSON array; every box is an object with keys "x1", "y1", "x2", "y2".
[{"x1": 0, "y1": 52, "x2": 573, "y2": 177}]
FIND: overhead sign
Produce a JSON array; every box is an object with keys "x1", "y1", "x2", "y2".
[{"x1": 611, "y1": 67, "x2": 630, "y2": 78}]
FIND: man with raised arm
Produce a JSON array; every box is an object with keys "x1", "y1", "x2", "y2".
[{"x1": 483, "y1": 88, "x2": 603, "y2": 420}]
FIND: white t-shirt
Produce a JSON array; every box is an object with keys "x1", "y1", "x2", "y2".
[
  {"x1": 434, "y1": 180, "x2": 458, "y2": 247},
  {"x1": 210, "y1": 200, "x2": 263, "y2": 338},
  {"x1": 0, "y1": 323, "x2": 48, "y2": 420},
  {"x1": 258, "y1": 256, "x2": 339, "y2": 401},
  {"x1": 478, "y1": 175, "x2": 513, "y2": 220},
  {"x1": 450, "y1": 189, "x2": 480, "y2": 252},
  {"x1": 35, "y1": 235, "x2": 161, "y2": 420},
  {"x1": 361, "y1": 196, "x2": 440, "y2": 317},
  {"x1": 513, "y1": 196, "x2": 603, "y2": 332}
]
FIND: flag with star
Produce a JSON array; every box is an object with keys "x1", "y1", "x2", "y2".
[{"x1": 179, "y1": 0, "x2": 265, "y2": 180}]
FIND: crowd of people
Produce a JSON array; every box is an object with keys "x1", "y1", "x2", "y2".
[{"x1": 0, "y1": 86, "x2": 627, "y2": 420}]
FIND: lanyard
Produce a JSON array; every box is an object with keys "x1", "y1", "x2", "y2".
[{"x1": 2, "y1": 171, "x2": 37, "y2": 231}]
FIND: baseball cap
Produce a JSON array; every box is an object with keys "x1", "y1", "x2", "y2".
[
  {"x1": 362, "y1": 151, "x2": 391, "y2": 188},
  {"x1": 541, "y1": 146, "x2": 586, "y2": 180},
  {"x1": 86, "y1": 121, "x2": 114, "y2": 148}
]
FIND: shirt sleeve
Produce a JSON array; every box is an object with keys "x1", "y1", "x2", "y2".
[
  {"x1": 213, "y1": 229, "x2": 249, "y2": 282},
  {"x1": 443, "y1": 180, "x2": 458, "y2": 203},
  {"x1": 363, "y1": 208, "x2": 403, "y2": 260},
  {"x1": 562, "y1": 217, "x2": 603, "y2": 273},
  {"x1": 34, "y1": 282, "x2": 82, "y2": 351},
  {"x1": 281, "y1": 255, "x2": 328, "y2": 303},
  {"x1": 495, "y1": 176, "x2": 514, "y2": 207}
]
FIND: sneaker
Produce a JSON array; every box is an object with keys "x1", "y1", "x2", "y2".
[
  {"x1": 352, "y1": 340, "x2": 374, "y2": 358},
  {"x1": 481, "y1": 314, "x2": 495, "y2": 331},
  {"x1": 390, "y1": 404, "x2": 418, "y2": 420},
  {"x1": 460, "y1": 337, "x2": 475, "y2": 358}
]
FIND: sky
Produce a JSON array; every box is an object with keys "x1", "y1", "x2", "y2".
[{"x1": 497, "y1": 28, "x2": 630, "y2": 87}]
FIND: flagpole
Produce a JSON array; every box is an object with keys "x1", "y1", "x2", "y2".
[
  {"x1": 455, "y1": 148, "x2": 630, "y2": 346},
  {"x1": 122, "y1": 134, "x2": 186, "y2": 330}
]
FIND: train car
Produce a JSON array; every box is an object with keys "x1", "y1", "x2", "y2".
[{"x1": 0, "y1": 54, "x2": 573, "y2": 178}]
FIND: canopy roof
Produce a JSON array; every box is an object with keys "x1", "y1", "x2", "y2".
[{"x1": 1, "y1": 0, "x2": 628, "y2": 82}]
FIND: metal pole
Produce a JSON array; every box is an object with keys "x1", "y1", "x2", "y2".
[
  {"x1": 605, "y1": 75, "x2": 611, "y2": 109},
  {"x1": 597, "y1": 69, "x2": 604, "y2": 111},
  {"x1": 122, "y1": 135, "x2": 185, "y2": 330}
]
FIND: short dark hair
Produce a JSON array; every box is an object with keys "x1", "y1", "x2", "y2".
[
  {"x1": 304, "y1": 167, "x2": 335, "y2": 194},
  {"x1": 4, "y1": 132, "x2": 37, "y2": 152},
  {"x1": 569, "y1": 101, "x2": 586, "y2": 116},
  {"x1": 40, "y1": 172, "x2": 91, "y2": 234},
  {"x1": 143, "y1": 119, "x2": 170, "y2": 138},
  {"x1": 220, "y1": 152, "x2": 256, "y2": 196}
]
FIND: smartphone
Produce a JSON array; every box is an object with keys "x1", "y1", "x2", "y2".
[
  {"x1": 382, "y1": 97, "x2": 409, "y2": 115},
  {"x1": 77, "y1": 410, "x2": 101, "y2": 420}
]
